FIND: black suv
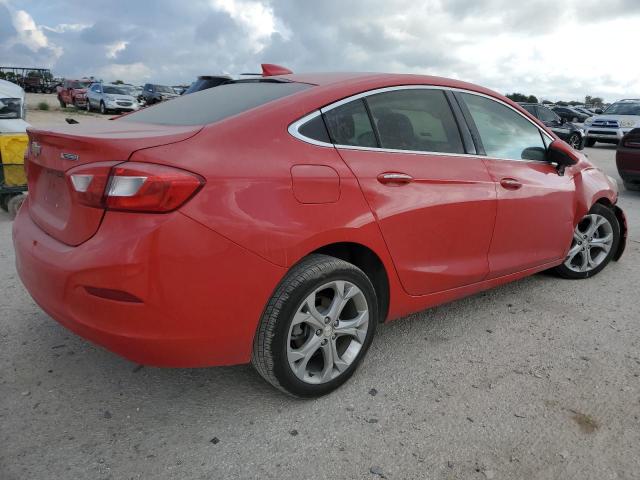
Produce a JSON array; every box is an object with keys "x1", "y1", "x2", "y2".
[
  {"x1": 183, "y1": 75, "x2": 231, "y2": 95},
  {"x1": 551, "y1": 106, "x2": 590, "y2": 123},
  {"x1": 140, "y1": 84, "x2": 179, "y2": 105},
  {"x1": 519, "y1": 103, "x2": 585, "y2": 150}
]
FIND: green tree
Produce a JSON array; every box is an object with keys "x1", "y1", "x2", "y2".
[
  {"x1": 591, "y1": 97, "x2": 604, "y2": 108},
  {"x1": 113, "y1": 79, "x2": 124, "y2": 84},
  {"x1": 526, "y1": 95, "x2": 538, "y2": 103},
  {"x1": 506, "y1": 92, "x2": 529, "y2": 102}
]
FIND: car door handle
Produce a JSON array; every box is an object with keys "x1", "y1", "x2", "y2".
[
  {"x1": 500, "y1": 178, "x2": 522, "y2": 190},
  {"x1": 377, "y1": 172, "x2": 414, "y2": 185}
]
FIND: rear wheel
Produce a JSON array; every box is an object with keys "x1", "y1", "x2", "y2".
[
  {"x1": 252, "y1": 254, "x2": 378, "y2": 397},
  {"x1": 554, "y1": 203, "x2": 620, "y2": 279},
  {"x1": 585, "y1": 138, "x2": 596, "y2": 147}
]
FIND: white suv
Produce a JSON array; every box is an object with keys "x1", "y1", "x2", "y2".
[{"x1": 584, "y1": 99, "x2": 640, "y2": 146}]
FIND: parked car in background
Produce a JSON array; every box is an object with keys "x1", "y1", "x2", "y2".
[
  {"x1": 552, "y1": 106, "x2": 590, "y2": 123},
  {"x1": 616, "y1": 128, "x2": 640, "y2": 191},
  {"x1": 519, "y1": 102, "x2": 585, "y2": 149},
  {"x1": 13, "y1": 69, "x2": 626, "y2": 397},
  {"x1": 572, "y1": 107, "x2": 595, "y2": 117},
  {"x1": 56, "y1": 79, "x2": 91, "y2": 108},
  {"x1": 583, "y1": 99, "x2": 640, "y2": 146},
  {"x1": 140, "y1": 84, "x2": 178, "y2": 105},
  {"x1": 0, "y1": 79, "x2": 29, "y2": 216},
  {"x1": 183, "y1": 75, "x2": 231, "y2": 95},
  {"x1": 86, "y1": 83, "x2": 140, "y2": 114}
]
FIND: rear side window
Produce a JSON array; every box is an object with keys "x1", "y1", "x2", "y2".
[
  {"x1": 121, "y1": 82, "x2": 311, "y2": 126},
  {"x1": 324, "y1": 99, "x2": 377, "y2": 147},
  {"x1": 366, "y1": 89, "x2": 464, "y2": 154},
  {"x1": 298, "y1": 114, "x2": 331, "y2": 143}
]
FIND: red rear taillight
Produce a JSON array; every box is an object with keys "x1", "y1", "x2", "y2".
[{"x1": 67, "y1": 162, "x2": 204, "y2": 212}]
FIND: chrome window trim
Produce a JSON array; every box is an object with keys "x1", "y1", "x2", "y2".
[{"x1": 288, "y1": 85, "x2": 555, "y2": 161}]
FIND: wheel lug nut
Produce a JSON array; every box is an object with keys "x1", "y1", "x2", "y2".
[
  {"x1": 324, "y1": 317, "x2": 331, "y2": 324},
  {"x1": 321, "y1": 339, "x2": 328, "y2": 346},
  {"x1": 333, "y1": 320, "x2": 339, "y2": 327},
  {"x1": 331, "y1": 334, "x2": 336, "y2": 340},
  {"x1": 578, "y1": 241, "x2": 582, "y2": 245},
  {"x1": 316, "y1": 329, "x2": 322, "y2": 336}
]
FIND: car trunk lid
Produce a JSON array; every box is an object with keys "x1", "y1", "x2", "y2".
[{"x1": 26, "y1": 121, "x2": 202, "y2": 246}]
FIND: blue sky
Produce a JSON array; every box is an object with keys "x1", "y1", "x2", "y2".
[{"x1": 1, "y1": 0, "x2": 639, "y2": 102}]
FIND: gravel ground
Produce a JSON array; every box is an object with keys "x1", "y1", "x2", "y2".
[{"x1": 0, "y1": 140, "x2": 639, "y2": 479}]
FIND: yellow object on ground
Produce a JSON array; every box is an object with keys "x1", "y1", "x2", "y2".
[{"x1": 0, "y1": 133, "x2": 28, "y2": 186}]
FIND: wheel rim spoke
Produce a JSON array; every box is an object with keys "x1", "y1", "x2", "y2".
[
  {"x1": 564, "y1": 213, "x2": 614, "y2": 273},
  {"x1": 287, "y1": 279, "x2": 369, "y2": 384}
]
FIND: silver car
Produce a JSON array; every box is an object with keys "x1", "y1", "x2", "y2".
[{"x1": 86, "y1": 83, "x2": 140, "y2": 114}]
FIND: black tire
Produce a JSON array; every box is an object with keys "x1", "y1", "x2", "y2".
[
  {"x1": 553, "y1": 203, "x2": 620, "y2": 279},
  {"x1": 585, "y1": 138, "x2": 596, "y2": 147},
  {"x1": 99, "y1": 101, "x2": 107, "y2": 114},
  {"x1": 623, "y1": 181, "x2": 640, "y2": 192},
  {"x1": 567, "y1": 133, "x2": 581, "y2": 149},
  {"x1": 58, "y1": 96, "x2": 66, "y2": 108},
  {"x1": 86, "y1": 99, "x2": 91, "y2": 112},
  {"x1": 252, "y1": 254, "x2": 378, "y2": 397},
  {"x1": 0, "y1": 195, "x2": 9, "y2": 212}
]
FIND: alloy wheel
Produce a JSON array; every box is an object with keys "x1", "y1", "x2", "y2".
[
  {"x1": 568, "y1": 133, "x2": 581, "y2": 149},
  {"x1": 564, "y1": 213, "x2": 614, "y2": 273},
  {"x1": 287, "y1": 280, "x2": 369, "y2": 384}
]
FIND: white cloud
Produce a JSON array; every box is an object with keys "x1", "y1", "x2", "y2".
[
  {"x1": 105, "y1": 40, "x2": 128, "y2": 59},
  {"x1": 42, "y1": 23, "x2": 90, "y2": 34},
  {"x1": 211, "y1": 0, "x2": 290, "y2": 52}
]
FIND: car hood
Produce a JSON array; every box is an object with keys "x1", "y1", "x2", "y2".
[{"x1": 588, "y1": 114, "x2": 640, "y2": 124}]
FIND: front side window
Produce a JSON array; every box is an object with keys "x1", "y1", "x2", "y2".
[
  {"x1": 366, "y1": 89, "x2": 464, "y2": 154},
  {"x1": 323, "y1": 99, "x2": 376, "y2": 147},
  {"x1": 460, "y1": 93, "x2": 546, "y2": 160},
  {"x1": 603, "y1": 102, "x2": 640, "y2": 116}
]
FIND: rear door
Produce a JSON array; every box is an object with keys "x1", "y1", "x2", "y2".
[
  {"x1": 455, "y1": 92, "x2": 575, "y2": 278},
  {"x1": 324, "y1": 88, "x2": 497, "y2": 296}
]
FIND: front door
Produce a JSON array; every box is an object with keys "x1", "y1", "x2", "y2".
[{"x1": 457, "y1": 92, "x2": 575, "y2": 278}]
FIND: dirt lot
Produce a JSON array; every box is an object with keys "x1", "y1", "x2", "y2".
[
  {"x1": 25, "y1": 93, "x2": 113, "y2": 128},
  {"x1": 0, "y1": 109, "x2": 639, "y2": 479}
]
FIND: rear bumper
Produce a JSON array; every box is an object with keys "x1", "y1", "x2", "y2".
[{"x1": 12, "y1": 204, "x2": 285, "y2": 367}]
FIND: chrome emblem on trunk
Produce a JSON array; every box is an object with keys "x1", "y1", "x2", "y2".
[{"x1": 61, "y1": 152, "x2": 79, "y2": 161}]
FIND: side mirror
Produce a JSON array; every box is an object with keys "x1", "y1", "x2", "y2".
[
  {"x1": 548, "y1": 139, "x2": 579, "y2": 175},
  {"x1": 521, "y1": 146, "x2": 547, "y2": 161},
  {"x1": 595, "y1": 108, "x2": 603, "y2": 114}
]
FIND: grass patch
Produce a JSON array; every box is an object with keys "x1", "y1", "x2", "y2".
[{"x1": 37, "y1": 102, "x2": 50, "y2": 111}]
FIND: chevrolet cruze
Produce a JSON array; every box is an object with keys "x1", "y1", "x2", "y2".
[{"x1": 13, "y1": 67, "x2": 627, "y2": 397}]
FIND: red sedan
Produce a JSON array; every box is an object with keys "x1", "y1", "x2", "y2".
[{"x1": 13, "y1": 68, "x2": 627, "y2": 397}]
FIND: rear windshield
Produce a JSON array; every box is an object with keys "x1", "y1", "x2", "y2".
[{"x1": 121, "y1": 81, "x2": 311, "y2": 126}]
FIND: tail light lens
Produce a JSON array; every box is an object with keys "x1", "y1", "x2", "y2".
[{"x1": 67, "y1": 162, "x2": 204, "y2": 213}]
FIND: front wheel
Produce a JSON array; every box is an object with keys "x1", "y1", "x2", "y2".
[
  {"x1": 554, "y1": 203, "x2": 620, "y2": 279},
  {"x1": 58, "y1": 96, "x2": 66, "y2": 108},
  {"x1": 99, "y1": 101, "x2": 107, "y2": 114},
  {"x1": 252, "y1": 254, "x2": 378, "y2": 397},
  {"x1": 567, "y1": 133, "x2": 582, "y2": 149}
]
